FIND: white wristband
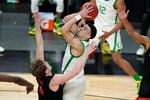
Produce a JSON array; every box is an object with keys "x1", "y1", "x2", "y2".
[{"x1": 75, "y1": 15, "x2": 82, "y2": 21}]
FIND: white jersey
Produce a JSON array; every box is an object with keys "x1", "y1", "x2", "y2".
[
  {"x1": 61, "y1": 41, "x2": 88, "y2": 100},
  {"x1": 95, "y1": 0, "x2": 118, "y2": 33},
  {"x1": 61, "y1": 41, "x2": 88, "y2": 80}
]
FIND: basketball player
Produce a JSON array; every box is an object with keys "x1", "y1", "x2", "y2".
[
  {"x1": 61, "y1": 5, "x2": 97, "y2": 100},
  {"x1": 0, "y1": 73, "x2": 34, "y2": 94},
  {"x1": 30, "y1": 12, "x2": 97, "y2": 100},
  {"x1": 90, "y1": 0, "x2": 141, "y2": 87},
  {"x1": 136, "y1": 0, "x2": 150, "y2": 56},
  {"x1": 117, "y1": 6, "x2": 150, "y2": 100},
  {"x1": 29, "y1": 0, "x2": 64, "y2": 35}
]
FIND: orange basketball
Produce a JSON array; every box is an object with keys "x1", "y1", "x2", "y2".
[{"x1": 80, "y1": 2, "x2": 98, "y2": 20}]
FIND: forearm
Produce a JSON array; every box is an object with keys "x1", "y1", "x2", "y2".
[
  {"x1": 122, "y1": 19, "x2": 136, "y2": 36},
  {"x1": 0, "y1": 74, "x2": 15, "y2": 82},
  {"x1": 0, "y1": 74, "x2": 32, "y2": 86},
  {"x1": 35, "y1": 20, "x2": 43, "y2": 47},
  {"x1": 61, "y1": 15, "x2": 80, "y2": 35},
  {"x1": 110, "y1": 21, "x2": 123, "y2": 34},
  {"x1": 14, "y1": 77, "x2": 32, "y2": 87},
  {"x1": 63, "y1": 13, "x2": 79, "y2": 23}
]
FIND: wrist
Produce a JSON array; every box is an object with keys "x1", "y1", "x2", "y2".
[{"x1": 75, "y1": 14, "x2": 82, "y2": 21}]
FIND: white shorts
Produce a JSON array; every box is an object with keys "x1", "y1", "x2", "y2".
[
  {"x1": 63, "y1": 77, "x2": 85, "y2": 100},
  {"x1": 95, "y1": 25, "x2": 123, "y2": 51}
]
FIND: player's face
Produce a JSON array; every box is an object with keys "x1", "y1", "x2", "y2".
[{"x1": 77, "y1": 24, "x2": 91, "y2": 39}]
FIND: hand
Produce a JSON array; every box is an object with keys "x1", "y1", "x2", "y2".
[
  {"x1": 89, "y1": 38, "x2": 101, "y2": 47},
  {"x1": 117, "y1": 5, "x2": 129, "y2": 20},
  {"x1": 86, "y1": 41, "x2": 97, "y2": 55},
  {"x1": 79, "y1": 4, "x2": 93, "y2": 19},
  {"x1": 26, "y1": 83, "x2": 34, "y2": 94}
]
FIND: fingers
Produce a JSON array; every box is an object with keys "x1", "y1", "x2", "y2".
[
  {"x1": 26, "y1": 84, "x2": 34, "y2": 94},
  {"x1": 26, "y1": 88, "x2": 33, "y2": 94},
  {"x1": 80, "y1": 5, "x2": 95, "y2": 18}
]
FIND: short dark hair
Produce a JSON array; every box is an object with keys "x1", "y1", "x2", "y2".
[
  {"x1": 87, "y1": 23, "x2": 97, "y2": 39},
  {"x1": 30, "y1": 59, "x2": 47, "y2": 79}
]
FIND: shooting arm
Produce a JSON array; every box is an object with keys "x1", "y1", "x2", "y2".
[
  {"x1": 63, "y1": 13, "x2": 79, "y2": 23},
  {"x1": 61, "y1": 14, "x2": 82, "y2": 46}
]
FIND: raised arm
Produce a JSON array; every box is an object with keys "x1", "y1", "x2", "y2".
[
  {"x1": 117, "y1": 6, "x2": 149, "y2": 46},
  {"x1": 51, "y1": 42, "x2": 97, "y2": 85},
  {"x1": 61, "y1": 6, "x2": 93, "y2": 49},
  {"x1": 35, "y1": 18, "x2": 44, "y2": 60},
  {"x1": 0, "y1": 73, "x2": 34, "y2": 94}
]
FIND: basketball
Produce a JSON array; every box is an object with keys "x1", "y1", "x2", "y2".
[{"x1": 80, "y1": 2, "x2": 98, "y2": 20}]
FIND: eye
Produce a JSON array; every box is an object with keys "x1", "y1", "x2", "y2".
[{"x1": 81, "y1": 24, "x2": 84, "y2": 27}]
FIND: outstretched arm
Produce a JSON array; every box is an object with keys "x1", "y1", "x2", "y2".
[
  {"x1": 117, "y1": 6, "x2": 149, "y2": 46},
  {"x1": 0, "y1": 73, "x2": 34, "y2": 94},
  {"x1": 35, "y1": 18, "x2": 44, "y2": 60},
  {"x1": 51, "y1": 41, "x2": 97, "y2": 85}
]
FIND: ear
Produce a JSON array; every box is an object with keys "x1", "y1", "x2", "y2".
[{"x1": 45, "y1": 68, "x2": 49, "y2": 74}]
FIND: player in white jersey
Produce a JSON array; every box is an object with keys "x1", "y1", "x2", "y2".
[
  {"x1": 61, "y1": 6, "x2": 97, "y2": 100},
  {"x1": 90, "y1": 0, "x2": 141, "y2": 87}
]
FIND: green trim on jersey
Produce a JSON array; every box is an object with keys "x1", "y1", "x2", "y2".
[
  {"x1": 115, "y1": 14, "x2": 118, "y2": 24},
  {"x1": 61, "y1": 41, "x2": 86, "y2": 74},
  {"x1": 61, "y1": 56, "x2": 74, "y2": 74},
  {"x1": 113, "y1": 0, "x2": 118, "y2": 9},
  {"x1": 112, "y1": 14, "x2": 119, "y2": 51},
  {"x1": 113, "y1": 32, "x2": 117, "y2": 51}
]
